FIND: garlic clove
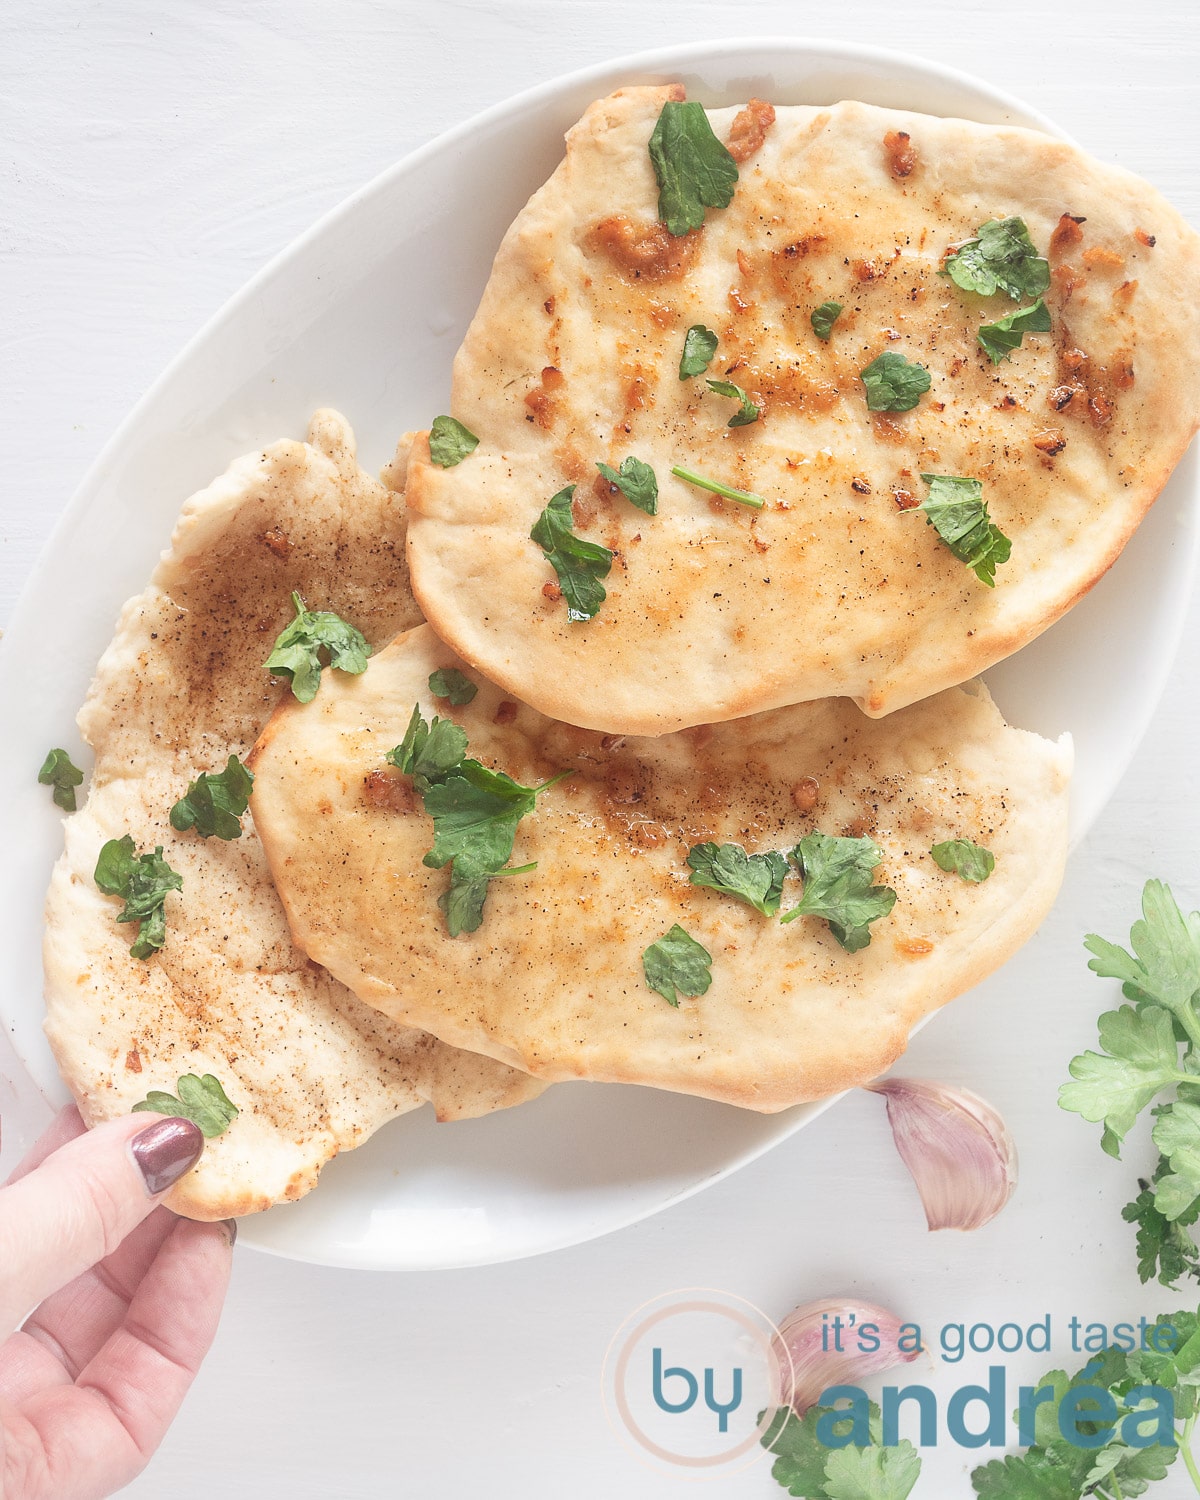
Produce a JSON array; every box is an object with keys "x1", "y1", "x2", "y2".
[
  {"x1": 772, "y1": 1297, "x2": 921, "y2": 1415},
  {"x1": 868, "y1": 1077, "x2": 1018, "y2": 1232}
]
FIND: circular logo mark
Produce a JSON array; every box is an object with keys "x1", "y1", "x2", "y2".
[{"x1": 601, "y1": 1288, "x2": 792, "y2": 1475}]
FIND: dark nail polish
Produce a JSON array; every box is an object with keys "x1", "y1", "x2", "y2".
[
  {"x1": 130, "y1": 1116, "x2": 204, "y2": 1195},
  {"x1": 222, "y1": 1217, "x2": 238, "y2": 1246}
]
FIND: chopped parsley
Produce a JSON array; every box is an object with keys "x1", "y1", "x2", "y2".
[
  {"x1": 428, "y1": 415, "x2": 480, "y2": 467},
  {"x1": 860, "y1": 352, "x2": 932, "y2": 413},
  {"x1": 648, "y1": 100, "x2": 739, "y2": 237},
  {"x1": 810, "y1": 300, "x2": 843, "y2": 341},
  {"x1": 679, "y1": 323, "x2": 719, "y2": 378},
  {"x1": 942, "y1": 216, "x2": 1050, "y2": 301},
  {"x1": 596, "y1": 456, "x2": 658, "y2": 516},
  {"x1": 642, "y1": 924, "x2": 713, "y2": 1005},
  {"x1": 915, "y1": 474, "x2": 1012, "y2": 587},
  {"x1": 530, "y1": 487, "x2": 613, "y2": 622},
  {"x1": 670, "y1": 465, "x2": 765, "y2": 510},
  {"x1": 94, "y1": 836, "x2": 183, "y2": 960},
  {"x1": 264, "y1": 591, "x2": 371, "y2": 704},
  {"x1": 428, "y1": 667, "x2": 478, "y2": 706},
  {"x1": 38, "y1": 748, "x2": 84, "y2": 812},
  {"x1": 706, "y1": 378, "x2": 761, "y2": 427},
  {"x1": 781, "y1": 833, "x2": 897, "y2": 952},
  {"x1": 977, "y1": 297, "x2": 1051, "y2": 364},
  {"x1": 170, "y1": 755, "x2": 254, "y2": 840},
  {"x1": 686, "y1": 841, "x2": 788, "y2": 917},
  {"x1": 132, "y1": 1073, "x2": 238, "y2": 1138},
  {"x1": 387, "y1": 706, "x2": 568, "y2": 936},
  {"x1": 930, "y1": 838, "x2": 995, "y2": 883},
  {"x1": 761, "y1": 1400, "x2": 922, "y2": 1500}
]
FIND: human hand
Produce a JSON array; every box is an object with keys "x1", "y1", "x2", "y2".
[{"x1": 0, "y1": 1106, "x2": 235, "y2": 1499}]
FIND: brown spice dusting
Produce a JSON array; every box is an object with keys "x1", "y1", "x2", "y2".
[
  {"x1": 791, "y1": 778, "x2": 819, "y2": 812},
  {"x1": 883, "y1": 129, "x2": 917, "y2": 178},
  {"x1": 362, "y1": 770, "x2": 415, "y2": 813},
  {"x1": 781, "y1": 235, "x2": 827, "y2": 259},
  {"x1": 542, "y1": 581, "x2": 562, "y2": 601},
  {"x1": 586, "y1": 215, "x2": 701, "y2": 283},
  {"x1": 261, "y1": 527, "x2": 292, "y2": 558},
  {"x1": 1135, "y1": 228, "x2": 1157, "y2": 248},
  {"x1": 493, "y1": 701, "x2": 518, "y2": 725},
  {"x1": 1033, "y1": 429, "x2": 1067, "y2": 456},
  {"x1": 726, "y1": 98, "x2": 776, "y2": 162},
  {"x1": 125, "y1": 1049, "x2": 142, "y2": 1073},
  {"x1": 1049, "y1": 213, "x2": 1085, "y2": 256}
]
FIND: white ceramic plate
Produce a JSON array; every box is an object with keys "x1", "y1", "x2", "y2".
[{"x1": 2, "y1": 39, "x2": 1196, "y2": 1271}]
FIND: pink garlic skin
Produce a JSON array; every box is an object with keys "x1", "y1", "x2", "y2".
[
  {"x1": 868, "y1": 1078, "x2": 1018, "y2": 1232},
  {"x1": 772, "y1": 1297, "x2": 921, "y2": 1415}
]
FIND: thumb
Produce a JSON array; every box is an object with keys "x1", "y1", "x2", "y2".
[{"x1": 0, "y1": 1111, "x2": 204, "y2": 1334}]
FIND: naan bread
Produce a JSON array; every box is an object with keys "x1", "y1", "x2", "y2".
[
  {"x1": 406, "y1": 86, "x2": 1200, "y2": 735},
  {"x1": 43, "y1": 412, "x2": 541, "y2": 1221},
  {"x1": 249, "y1": 623, "x2": 1072, "y2": 1110}
]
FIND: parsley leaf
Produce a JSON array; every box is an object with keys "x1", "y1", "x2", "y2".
[
  {"x1": 169, "y1": 755, "x2": 254, "y2": 840},
  {"x1": 686, "y1": 841, "x2": 788, "y2": 916},
  {"x1": 811, "y1": 300, "x2": 843, "y2": 341},
  {"x1": 94, "y1": 836, "x2": 183, "y2": 960},
  {"x1": 387, "y1": 706, "x2": 567, "y2": 936},
  {"x1": 930, "y1": 839, "x2": 995, "y2": 883},
  {"x1": 38, "y1": 748, "x2": 84, "y2": 811},
  {"x1": 648, "y1": 99, "x2": 739, "y2": 237},
  {"x1": 642, "y1": 924, "x2": 712, "y2": 1005},
  {"x1": 428, "y1": 667, "x2": 478, "y2": 706},
  {"x1": 1152, "y1": 1101, "x2": 1200, "y2": 1220},
  {"x1": 1085, "y1": 880, "x2": 1200, "y2": 1025},
  {"x1": 859, "y1": 352, "x2": 931, "y2": 413},
  {"x1": 942, "y1": 216, "x2": 1050, "y2": 301},
  {"x1": 596, "y1": 456, "x2": 658, "y2": 516},
  {"x1": 761, "y1": 1402, "x2": 921, "y2": 1500},
  {"x1": 679, "y1": 323, "x2": 719, "y2": 378},
  {"x1": 428, "y1": 414, "x2": 479, "y2": 467},
  {"x1": 782, "y1": 833, "x2": 897, "y2": 951},
  {"x1": 670, "y1": 465, "x2": 765, "y2": 509},
  {"x1": 705, "y1": 378, "x2": 761, "y2": 427},
  {"x1": 386, "y1": 703, "x2": 469, "y2": 791},
  {"x1": 132, "y1": 1073, "x2": 238, "y2": 1138},
  {"x1": 977, "y1": 298, "x2": 1052, "y2": 364},
  {"x1": 1123, "y1": 1159, "x2": 1200, "y2": 1288},
  {"x1": 264, "y1": 591, "x2": 371, "y2": 703},
  {"x1": 971, "y1": 1447, "x2": 1081, "y2": 1500},
  {"x1": 915, "y1": 474, "x2": 1012, "y2": 587},
  {"x1": 1060, "y1": 1005, "x2": 1183, "y2": 1152},
  {"x1": 530, "y1": 487, "x2": 613, "y2": 621}
]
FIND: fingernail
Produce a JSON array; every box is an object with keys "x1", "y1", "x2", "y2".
[
  {"x1": 222, "y1": 1217, "x2": 238, "y2": 1247},
  {"x1": 130, "y1": 1117, "x2": 204, "y2": 1196}
]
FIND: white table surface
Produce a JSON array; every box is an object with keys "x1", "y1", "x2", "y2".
[{"x1": 4, "y1": 2, "x2": 1200, "y2": 1495}]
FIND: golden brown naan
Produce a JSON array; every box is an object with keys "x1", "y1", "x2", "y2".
[
  {"x1": 43, "y1": 412, "x2": 541, "y2": 1221},
  {"x1": 406, "y1": 86, "x2": 1200, "y2": 735},
  {"x1": 249, "y1": 623, "x2": 1072, "y2": 1111}
]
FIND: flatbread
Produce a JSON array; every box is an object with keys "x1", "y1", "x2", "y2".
[
  {"x1": 43, "y1": 412, "x2": 541, "y2": 1221},
  {"x1": 406, "y1": 86, "x2": 1200, "y2": 735},
  {"x1": 249, "y1": 623, "x2": 1072, "y2": 1111}
]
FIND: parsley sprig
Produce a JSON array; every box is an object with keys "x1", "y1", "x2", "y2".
[
  {"x1": 39, "y1": 748, "x2": 84, "y2": 811},
  {"x1": 596, "y1": 457, "x2": 658, "y2": 515},
  {"x1": 1063, "y1": 883, "x2": 1200, "y2": 1261},
  {"x1": 942, "y1": 216, "x2": 1050, "y2": 301},
  {"x1": 914, "y1": 474, "x2": 1012, "y2": 588},
  {"x1": 132, "y1": 1073, "x2": 238, "y2": 1138},
  {"x1": 642, "y1": 924, "x2": 712, "y2": 1005},
  {"x1": 648, "y1": 100, "x2": 739, "y2": 236},
  {"x1": 679, "y1": 323, "x2": 718, "y2": 378},
  {"x1": 761, "y1": 1401, "x2": 921, "y2": 1500},
  {"x1": 978, "y1": 298, "x2": 1052, "y2": 364},
  {"x1": 94, "y1": 836, "x2": 183, "y2": 960},
  {"x1": 687, "y1": 842, "x2": 788, "y2": 917},
  {"x1": 428, "y1": 415, "x2": 479, "y2": 467},
  {"x1": 170, "y1": 755, "x2": 254, "y2": 840},
  {"x1": 531, "y1": 487, "x2": 614, "y2": 621},
  {"x1": 782, "y1": 833, "x2": 898, "y2": 952},
  {"x1": 264, "y1": 592, "x2": 371, "y2": 704},
  {"x1": 706, "y1": 378, "x2": 761, "y2": 427},
  {"x1": 860, "y1": 352, "x2": 931, "y2": 413},
  {"x1": 386, "y1": 706, "x2": 568, "y2": 936}
]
